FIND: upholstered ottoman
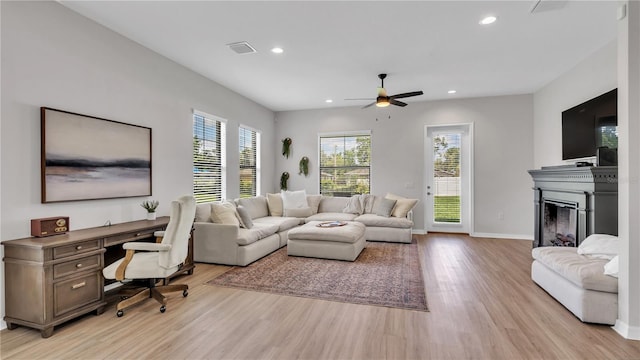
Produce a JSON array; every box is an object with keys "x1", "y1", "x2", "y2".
[{"x1": 287, "y1": 221, "x2": 366, "y2": 261}]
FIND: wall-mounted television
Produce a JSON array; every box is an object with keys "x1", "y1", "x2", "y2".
[{"x1": 561, "y1": 88, "x2": 617, "y2": 161}]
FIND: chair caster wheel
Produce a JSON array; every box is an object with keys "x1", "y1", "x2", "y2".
[
  {"x1": 120, "y1": 296, "x2": 128, "y2": 300},
  {"x1": 183, "y1": 290, "x2": 188, "y2": 297},
  {"x1": 160, "y1": 305, "x2": 166, "y2": 313},
  {"x1": 117, "y1": 310, "x2": 124, "y2": 317}
]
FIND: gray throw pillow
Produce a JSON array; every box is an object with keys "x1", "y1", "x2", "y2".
[
  {"x1": 236, "y1": 205, "x2": 253, "y2": 229},
  {"x1": 375, "y1": 198, "x2": 397, "y2": 218}
]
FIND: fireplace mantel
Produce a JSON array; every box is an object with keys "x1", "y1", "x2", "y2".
[{"x1": 528, "y1": 166, "x2": 618, "y2": 248}]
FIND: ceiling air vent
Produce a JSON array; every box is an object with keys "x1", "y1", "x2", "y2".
[{"x1": 227, "y1": 41, "x2": 257, "y2": 54}]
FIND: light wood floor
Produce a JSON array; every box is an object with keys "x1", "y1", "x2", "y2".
[{"x1": 2, "y1": 234, "x2": 639, "y2": 359}]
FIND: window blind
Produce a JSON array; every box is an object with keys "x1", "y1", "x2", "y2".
[
  {"x1": 432, "y1": 133, "x2": 461, "y2": 223},
  {"x1": 193, "y1": 113, "x2": 225, "y2": 204},
  {"x1": 319, "y1": 134, "x2": 370, "y2": 196},
  {"x1": 239, "y1": 127, "x2": 257, "y2": 198}
]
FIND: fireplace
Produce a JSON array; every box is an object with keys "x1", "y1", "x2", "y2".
[
  {"x1": 528, "y1": 166, "x2": 617, "y2": 248},
  {"x1": 542, "y1": 200, "x2": 578, "y2": 246}
]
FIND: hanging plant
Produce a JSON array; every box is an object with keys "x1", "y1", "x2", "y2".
[
  {"x1": 280, "y1": 172, "x2": 290, "y2": 191},
  {"x1": 282, "y1": 137, "x2": 292, "y2": 158},
  {"x1": 299, "y1": 156, "x2": 309, "y2": 177}
]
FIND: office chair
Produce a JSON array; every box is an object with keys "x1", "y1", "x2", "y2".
[{"x1": 102, "y1": 195, "x2": 196, "y2": 317}]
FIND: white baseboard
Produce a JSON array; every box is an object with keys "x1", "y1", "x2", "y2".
[
  {"x1": 412, "y1": 229, "x2": 533, "y2": 240},
  {"x1": 470, "y1": 232, "x2": 534, "y2": 241},
  {"x1": 613, "y1": 319, "x2": 640, "y2": 340}
]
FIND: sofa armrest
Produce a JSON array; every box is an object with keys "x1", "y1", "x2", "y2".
[{"x1": 193, "y1": 222, "x2": 241, "y2": 264}]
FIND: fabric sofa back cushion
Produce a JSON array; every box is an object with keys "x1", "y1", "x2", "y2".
[
  {"x1": 195, "y1": 203, "x2": 213, "y2": 222},
  {"x1": 318, "y1": 197, "x2": 350, "y2": 213},
  {"x1": 237, "y1": 196, "x2": 269, "y2": 220}
]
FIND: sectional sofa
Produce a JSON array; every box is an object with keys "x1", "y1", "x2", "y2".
[{"x1": 193, "y1": 193, "x2": 417, "y2": 266}]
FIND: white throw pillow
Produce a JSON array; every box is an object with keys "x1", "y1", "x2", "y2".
[
  {"x1": 281, "y1": 190, "x2": 308, "y2": 209},
  {"x1": 385, "y1": 193, "x2": 418, "y2": 218},
  {"x1": 604, "y1": 255, "x2": 619, "y2": 278},
  {"x1": 343, "y1": 195, "x2": 363, "y2": 215},
  {"x1": 267, "y1": 193, "x2": 283, "y2": 216},
  {"x1": 210, "y1": 202, "x2": 240, "y2": 226},
  {"x1": 577, "y1": 233, "x2": 619, "y2": 260}
]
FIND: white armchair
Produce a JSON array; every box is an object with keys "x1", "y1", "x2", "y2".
[{"x1": 102, "y1": 195, "x2": 196, "y2": 317}]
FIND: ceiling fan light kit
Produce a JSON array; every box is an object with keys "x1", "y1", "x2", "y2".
[{"x1": 346, "y1": 74, "x2": 423, "y2": 109}]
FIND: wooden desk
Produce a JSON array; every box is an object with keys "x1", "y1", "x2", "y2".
[{"x1": 2, "y1": 217, "x2": 194, "y2": 338}]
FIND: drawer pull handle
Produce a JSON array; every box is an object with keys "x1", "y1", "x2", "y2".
[
  {"x1": 76, "y1": 263, "x2": 83, "y2": 268},
  {"x1": 76, "y1": 245, "x2": 83, "y2": 250},
  {"x1": 71, "y1": 282, "x2": 86, "y2": 290},
  {"x1": 135, "y1": 233, "x2": 142, "y2": 237}
]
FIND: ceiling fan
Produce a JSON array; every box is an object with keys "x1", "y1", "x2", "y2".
[{"x1": 346, "y1": 74, "x2": 424, "y2": 109}]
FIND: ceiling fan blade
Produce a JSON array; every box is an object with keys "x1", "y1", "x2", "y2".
[
  {"x1": 390, "y1": 91, "x2": 423, "y2": 99},
  {"x1": 377, "y1": 87, "x2": 387, "y2": 97},
  {"x1": 390, "y1": 99, "x2": 408, "y2": 107},
  {"x1": 362, "y1": 101, "x2": 377, "y2": 109},
  {"x1": 345, "y1": 98, "x2": 375, "y2": 101}
]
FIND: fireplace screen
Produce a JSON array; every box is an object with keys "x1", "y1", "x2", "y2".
[{"x1": 543, "y1": 201, "x2": 578, "y2": 246}]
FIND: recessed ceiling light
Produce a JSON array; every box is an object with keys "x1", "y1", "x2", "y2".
[
  {"x1": 448, "y1": 90, "x2": 457, "y2": 94},
  {"x1": 271, "y1": 47, "x2": 284, "y2": 54},
  {"x1": 479, "y1": 16, "x2": 497, "y2": 25},
  {"x1": 325, "y1": 99, "x2": 333, "y2": 103}
]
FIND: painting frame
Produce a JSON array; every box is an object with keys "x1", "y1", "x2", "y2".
[{"x1": 41, "y1": 107, "x2": 152, "y2": 203}]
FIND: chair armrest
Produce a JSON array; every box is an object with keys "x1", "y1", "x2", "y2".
[{"x1": 123, "y1": 242, "x2": 171, "y2": 252}]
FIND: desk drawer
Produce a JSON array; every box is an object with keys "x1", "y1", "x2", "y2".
[
  {"x1": 54, "y1": 272, "x2": 102, "y2": 317},
  {"x1": 103, "y1": 229, "x2": 157, "y2": 247},
  {"x1": 53, "y1": 254, "x2": 101, "y2": 280},
  {"x1": 53, "y1": 240, "x2": 100, "y2": 260}
]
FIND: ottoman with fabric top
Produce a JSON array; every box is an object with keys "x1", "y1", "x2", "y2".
[{"x1": 287, "y1": 221, "x2": 366, "y2": 261}]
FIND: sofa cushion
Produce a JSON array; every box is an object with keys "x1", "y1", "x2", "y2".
[
  {"x1": 236, "y1": 205, "x2": 254, "y2": 229},
  {"x1": 288, "y1": 221, "x2": 365, "y2": 244},
  {"x1": 237, "y1": 196, "x2": 269, "y2": 220},
  {"x1": 253, "y1": 216, "x2": 301, "y2": 232},
  {"x1": 318, "y1": 197, "x2": 349, "y2": 213},
  {"x1": 343, "y1": 196, "x2": 363, "y2": 215},
  {"x1": 355, "y1": 214, "x2": 413, "y2": 228},
  {"x1": 306, "y1": 212, "x2": 358, "y2": 222},
  {"x1": 375, "y1": 198, "x2": 397, "y2": 217},
  {"x1": 307, "y1": 195, "x2": 323, "y2": 214},
  {"x1": 385, "y1": 193, "x2": 418, "y2": 218},
  {"x1": 284, "y1": 207, "x2": 312, "y2": 218},
  {"x1": 604, "y1": 255, "x2": 619, "y2": 278},
  {"x1": 236, "y1": 223, "x2": 279, "y2": 245},
  {"x1": 577, "y1": 233, "x2": 618, "y2": 260},
  {"x1": 195, "y1": 203, "x2": 213, "y2": 222},
  {"x1": 531, "y1": 247, "x2": 617, "y2": 293},
  {"x1": 211, "y1": 202, "x2": 240, "y2": 226},
  {"x1": 266, "y1": 193, "x2": 283, "y2": 217},
  {"x1": 281, "y1": 190, "x2": 308, "y2": 209}
]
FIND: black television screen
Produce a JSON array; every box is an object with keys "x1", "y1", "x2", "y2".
[{"x1": 562, "y1": 89, "x2": 617, "y2": 160}]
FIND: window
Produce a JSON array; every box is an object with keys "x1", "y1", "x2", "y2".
[
  {"x1": 239, "y1": 126, "x2": 260, "y2": 198},
  {"x1": 193, "y1": 111, "x2": 226, "y2": 203},
  {"x1": 319, "y1": 133, "x2": 371, "y2": 196},
  {"x1": 432, "y1": 133, "x2": 461, "y2": 223}
]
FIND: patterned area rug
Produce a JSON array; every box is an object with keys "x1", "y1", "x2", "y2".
[{"x1": 207, "y1": 240, "x2": 428, "y2": 311}]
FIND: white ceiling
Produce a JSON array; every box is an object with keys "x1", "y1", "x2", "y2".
[{"x1": 59, "y1": 1, "x2": 618, "y2": 112}]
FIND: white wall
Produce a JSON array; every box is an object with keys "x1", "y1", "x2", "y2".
[
  {"x1": 533, "y1": 41, "x2": 618, "y2": 168},
  {"x1": 275, "y1": 94, "x2": 534, "y2": 237},
  {"x1": 0, "y1": 1, "x2": 276, "y2": 329}
]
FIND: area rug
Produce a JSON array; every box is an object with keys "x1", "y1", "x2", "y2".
[{"x1": 206, "y1": 240, "x2": 428, "y2": 311}]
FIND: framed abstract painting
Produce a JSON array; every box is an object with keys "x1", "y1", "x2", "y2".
[{"x1": 41, "y1": 107, "x2": 152, "y2": 203}]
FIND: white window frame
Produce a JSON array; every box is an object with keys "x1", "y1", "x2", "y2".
[
  {"x1": 318, "y1": 130, "x2": 372, "y2": 196},
  {"x1": 193, "y1": 109, "x2": 226, "y2": 203},
  {"x1": 239, "y1": 124, "x2": 261, "y2": 197}
]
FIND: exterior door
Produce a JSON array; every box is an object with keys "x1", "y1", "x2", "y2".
[{"x1": 425, "y1": 124, "x2": 473, "y2": 233}]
